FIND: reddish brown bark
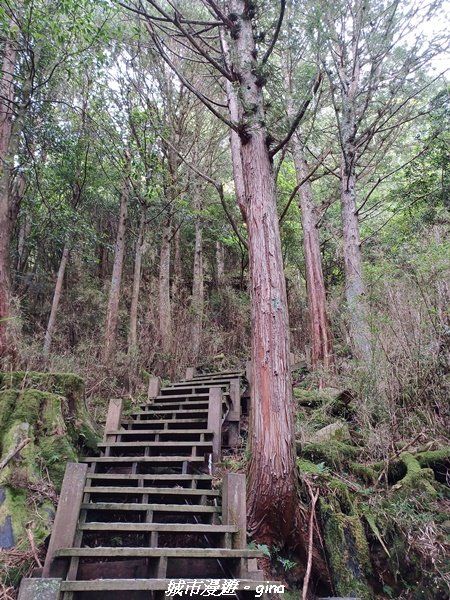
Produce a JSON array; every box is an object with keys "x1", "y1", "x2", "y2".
[
  {"x1": 158, "y1": 216, "x2": 172, "y2": 354},
  {"x1": 0, "y1": 32, "x2": 18, "y2": 358},
  {"x1": 291, "y1": 142, "x2": 334, "y2": 371},
  {"x1": 227, "y1": 0, "x2": 297, "y2": 545}
]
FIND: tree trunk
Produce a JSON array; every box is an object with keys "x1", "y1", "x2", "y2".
[
  {"x1": 228, "y1": 0, "x2": 297, "y2": 545},
  {"x1": 43, "y1": 244, "x2": 70, "y2": 358},
  {"x1": 0, "y1": 32, "x2": 18, "y2": 358},
  {"x1": 340, "y1": 155, "x2": 372, "y2": 360},
  {"x1": 159, "y1": 215, "x2": 172, "y2": 354},
  {"x1": 291, "y1": 137, "x2": 334, "y2": 371},
  {"x1": 216, "y1": 241, "x2": 225, "y2": 287},
  {"x1": 103, "y1": 175, "x2": 129, "y2": 362},
  {"x1": 128, "y1": 211, "x2": 146, "y2": 354},
  {"x1": 171, "y1": 223, "x2": 182, "y2": 301},
  {"x1": 191, "y1": 182, "x2": 204, "y2": 358}
]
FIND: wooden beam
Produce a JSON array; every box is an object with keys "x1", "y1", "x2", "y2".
[
  {"x1": 185, "y1": 366, "x2": 196, "y2": 380},
  {"x1": 228, "y1": 379, "x2": 241, "y2": 448},
  {"x1": 222, "y1": 472, "x2": 246, "y2": 549},
  {"x1": 147, "y1": 377, "x2": 161, "y2": 401},
  {"x1": 207, "y1": 386, "x2": 222, "y2": 462},
  {"x1": 103, "y1": 398, "x2": 123, "y2": 441},
  {"x1": 18, "y1": 578, "x2": 61, "y2": 600},
  {"x1": 43, "y1": 462, "x2": 88, "y2": 578}
]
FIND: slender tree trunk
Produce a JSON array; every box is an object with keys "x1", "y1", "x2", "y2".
[
  {"x1": 103, "y1": 175, "x2": 129, "y2": 362},
  {"x1": 228, "y1": 0, "x2": 297, "y2": 545},
  {"x1": 0, "y1": 32, "x2": 18, "y2": 358},
  {"x1": 341, "y1": 92, "x2": 372, "y2": 360},
  {"x1": 159, "y1": 215, "x2": 172, "y2": 354},
  {"x1": 216, "y1": 241, "x2": 225, "y2": 287},
  {"x1": 171, "y1": 223, "x2": 182, "y2": 301},
  {"x1": 291, "y1": 138, "x2": 334, "y2": 370},
  {"x1": 128, "y1": 211, "x2": 146, "y2": 354},
  {"x1": 191, "y1": 182, "x2": 204, "y2": 358},
  {"x1": 17, "y1": 212, "x2": 31, "y2": 273},
  {"x1": 43, "y1": 244, "x2": 70, "y2": 358}
]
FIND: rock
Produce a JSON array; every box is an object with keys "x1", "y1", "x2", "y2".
[
  {"x1": 0, "y1": 513, "x2": 14, "y2": 549},
  {"x1": 308, "y1": 422, "x2": 351, "y2": 443}
]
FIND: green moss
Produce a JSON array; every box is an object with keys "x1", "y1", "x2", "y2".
[
  {"x1": 320, "y1": 498, "x2": 374, "y2": 600},
  {"x1": 0, "y1": 372, "x2": 84, "y2": 402},
  {"x1": 299, "y1": 440, "x2": 360, "y2": 468},
  {"x1": 349, "y1": 462, "x2": 377, "y2": 484},
  {"x1": 392, "y1": 452, "x2": 438, "y2": 497},
  {"x1": 297, "y1": 458, "x2": 328, "y2": 475}
]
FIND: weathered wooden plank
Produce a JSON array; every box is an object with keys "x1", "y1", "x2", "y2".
[
  {"x1": 18, "y1": 578, "x2": 61, "y2": 600},
  {"x1": 60, "y1": 578, "x2": 269, "y2": 592},
  {"x1": 80, "y1": 455, "x2": 205, "y2": 463},
  {"x1": 81, "y1": 502, "x2": 220, "y2": 512},
  {"x1": 84, "y1": 486, "x2": 219, "y2": 495},
  {"x1": 79, "y1": 523, "x2": 236, "y2": 532},
  {"x1": 87, "y1": 473, "x2": 212, "y2": 481},
  {"x1": 43, "y1": 462, "x2": 87, "y2": 578},
  {"x1": 208, "y1": 387, "x2": 222, "y2": 462},
  {"x1": 55, "y1": 547, "x2": 263, "y2": 558},
  {"x1": 103, "y1": 398, "x2": 123, "y2": 441},
  {"x1": 222, "y1": 472, "x2": 246, "y2": 549},
  {"x1": 147, "y1": 376, "x2": 161, "y2": 401},
  {"x1": 185, "y1": 366, "x2": 196, "y2": 379}
]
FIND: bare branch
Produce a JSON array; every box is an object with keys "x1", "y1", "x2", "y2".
[
  {"x1": 270, "y1": 72, "x2": 322, "y2": 158},
  {"x1": 262, "y1": 0, "x2": 286, "y2": 65}
]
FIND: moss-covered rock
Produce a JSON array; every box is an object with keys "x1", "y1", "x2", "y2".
[
  {"x1": 298, "y1": 440, "x2": 360, "y2": 469},
  {"x1": 320, "y1": 495, "x2": 374, "y2": 600},
  {"x1": 0, "y1": 372, "x2": 100, "y2": 551}
]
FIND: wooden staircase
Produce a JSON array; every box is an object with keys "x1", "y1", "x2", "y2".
[{"x1": 19, "y1": 369, "x2": 270, "y2": 600}]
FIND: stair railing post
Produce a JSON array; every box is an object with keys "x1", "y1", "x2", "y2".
[
  {"x1": 222, "y1": 472, "x2": 246, "y2": 549},
  {"x1": 42, "y1": 462, "x2": 88, "y2": 578},
  {"x1": 147, "y1": 376, "x2": 161, "y2": 402},
  {"x1": 207, "y1": 386, "x2": 222, "y2": 462},
  {"x1": 18, "y1": 578, "x2": 62, "y2": 600},
  {"x1": 228, "y1": 378, "x2": 241, "y2": 448},
  {"x1": 185, "y1": 366, "x2": 196, "y2": 380},
  {"x1": 103, "y1": 397, "x2": 123, "y2": 441}
]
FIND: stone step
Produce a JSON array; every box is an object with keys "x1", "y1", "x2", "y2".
[
  {"x1": 81, "y1": 502, "x2": 220, "y2": 513},
  {"x1": 79, "y1": 523, "x2": 234, "y2": 533},
  {"x1": 84, "y1": 486, "x2": 219, "y2": 496},
  {"x1": 60, "y1": 579, "x2": 268, "y2": 592},
  {"x1": 55, "y1": 547, "x2": 263, "y2": 559}
]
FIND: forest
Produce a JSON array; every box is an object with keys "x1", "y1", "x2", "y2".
[{"x1": 0, "y1": 0, "x2": 449, "y2": 599}]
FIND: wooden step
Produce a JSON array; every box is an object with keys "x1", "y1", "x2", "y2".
[
  {"x1": 86, "y1": 474, "x2": 212, "y2": 482},
  {"x1": 130, "y1": 409, "x2": 209, "y2": 417},
  {"x1": 81, "y1": 502, "x2": 220, "y2": 513},
  {"x1": 60, "y1": 579, "x2": 271, "y2": 592},
  {"x1": 80, "y1": 456, "x2": 206, "y2": 463},
  {"x1": 84, "y1": 486, "x2": 219, "y2": 496},
  {"x1": 98, "y1": 441, "x2": 213, "y2": 449},
  {"x1": 121, "y1": 418, "x2": 207, "y2": 425},
  {"x1": 55, "y1": 547, "x2": 263, "y2": 558},
  {"x1": 80, "y1": 523, "x2": 234, "y2": 533},
  {"x1": 105, "y1": 429, "x2": 213, "y2": 436}
]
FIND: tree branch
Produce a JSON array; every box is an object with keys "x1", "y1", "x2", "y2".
[
  {"x1": 270, "y1": 72, "x2": 322, "y2": 158},
  {"x1": 262, "y1": 0, "x2": 286, "y2": 65}
]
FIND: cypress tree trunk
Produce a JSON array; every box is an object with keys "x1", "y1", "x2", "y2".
[
  {"x1": 128, "y1": 211, "x2": 146, "y2": 354},
  {"x1": 227, "y1": 0, "x2": 297, "y2": 545},
  {"x1": 103, "y1": 173, "x2": 129, "y2": 362},
  {"x1": 0, "y1": 32, "x2": 18, "y2": 358},
  {"x1": 159, "y1": 216, "x2": 172, "y2": 354},
  {"x1": 291, "y1": 138, "x2": 334, "y2": 370},
  {"x1": 191, "y1": 181, "x2": 204, "y2": 358}
]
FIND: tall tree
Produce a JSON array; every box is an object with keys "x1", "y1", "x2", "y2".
[
  {"x1": 116, "y1": 0, "x2": 315, "y2": 543},
  {"x1": 103, "y1": 155, "x2": 130, "y2": 362}
]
